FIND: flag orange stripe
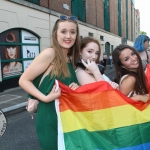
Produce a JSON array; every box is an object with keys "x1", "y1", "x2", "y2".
[{"x1": 59, "y1": 81, "x2": 150, "y2": 112}]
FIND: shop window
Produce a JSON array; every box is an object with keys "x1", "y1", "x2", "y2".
[{"x1": 0, "y1": 28, "x2": 40, "y2": 80}]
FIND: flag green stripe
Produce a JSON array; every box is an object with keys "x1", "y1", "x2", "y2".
[{"x1": 64, "y1": 122, "x2": 150, "y2": 150}]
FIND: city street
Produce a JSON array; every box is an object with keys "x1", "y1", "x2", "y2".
[{"x1": 0, "y1": 109, "x2": 41, "y2": 150}]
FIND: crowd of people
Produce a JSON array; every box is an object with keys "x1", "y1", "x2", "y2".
[{"x1": 19, "y1": 16, "x2": 150, "y2": 149}]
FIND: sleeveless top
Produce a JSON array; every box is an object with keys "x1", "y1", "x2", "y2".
[
  {"x1": 35, "y1": 63, "x2": 78, "y2": 150},
  {"x1": 119, "y1": 75, "x2": 136, "y2": 97}
]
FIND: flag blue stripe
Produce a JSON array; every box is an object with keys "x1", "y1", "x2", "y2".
[{"x1": 114, "y1": 142, "x2": 150, "y2": 150}]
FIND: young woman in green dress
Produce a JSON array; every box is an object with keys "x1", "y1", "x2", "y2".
[{"x1": 19, "y1": 16, "x2": 80, "y2": 149}]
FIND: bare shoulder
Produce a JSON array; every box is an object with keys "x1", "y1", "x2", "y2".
[
  {"x1": 76, "y1": 68, "x2": 96, "y2": 85},
  {"x1": 76, "y1": 68, "x2": 88, "y2": 76},
  {"x1": 21, "y1": 48, "x2": 55, "y2": 79},
  {"x1": 76, "y1": 68, "x2": 97, "y2": 78},
  {"x1": 34, "y1": 48, "x2": 55, "y2": 65},
  {"x1": 120, "y1": 75, "x2": 136, "y2": 95},
  {"x1": 121, "y1": 75, "x2": 136, "y2": 85},
  {"x1": 40, "y1": 48, "x2": 55, "y2": 59}
]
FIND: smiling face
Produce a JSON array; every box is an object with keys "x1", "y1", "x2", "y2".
[
  {"x1": 119, "y1": 48, "x2": 139, "y2": 72},
  {"x1": 56, "y1": 21, "x2": 77, "y2": 51},
  {"x1": 6, "y1": 46, "x2": 16, "y2": 59},
  {"x1": 80, "y1": 42, "x2": 100, "y2": 62}
]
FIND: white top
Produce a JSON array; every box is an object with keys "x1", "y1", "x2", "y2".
[
  {"x1": 102, "y1": 74, "x2": 111, "y2": 82},
  {"x1": 119, "y1": 75, "x2": 136, "y2": 97},
  {"x1": 109, "y1": 56, "x2": 112, "y2": 59}
]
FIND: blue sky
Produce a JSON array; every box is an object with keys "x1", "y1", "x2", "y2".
[{"x1": 134, "y1": 0, "x2": 150, "y2": 36}]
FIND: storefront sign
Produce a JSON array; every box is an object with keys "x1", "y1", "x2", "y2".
[
  {"x1": 22, "y1": 30, "x2": 38, "y2": 44},
  {"x1": 22, "y1": 46, "x2": 39, "y2": 58}
]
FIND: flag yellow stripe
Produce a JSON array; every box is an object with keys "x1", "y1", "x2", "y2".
[{"x1": 60, "y1": 105, "x2": 150, "y2": 133}]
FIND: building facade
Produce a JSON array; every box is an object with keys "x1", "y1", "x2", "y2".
[
  {"x1": 134, "y1": 9, "x2": 140, "y2": 39},
  {"x1": 0, "y1": 0, "x2": 140, "y2": 91}
]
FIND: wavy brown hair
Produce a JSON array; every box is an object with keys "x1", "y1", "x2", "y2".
[
  {"x1": 50, "y1": 19, "x2": 80, "y2": 78},
  {"x1": 80, "y1": 37, "x2": 101, "y2": 63},
  {"x1": 112, "y1": 44, "x2": 148, "y2": 95},
  {"x1": 5, "y1": 32, "x2": 18, "y2": 59}
]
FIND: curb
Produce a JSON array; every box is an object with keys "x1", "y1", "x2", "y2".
[
  {"x1": 2, "y1": 102, "x2": 27, "y2": 113},
  {"x1": 0, "y1": 87, "x2": 22, "y2": 95}
]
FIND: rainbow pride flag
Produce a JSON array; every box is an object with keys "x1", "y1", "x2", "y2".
[{"x1": 56, "y1": 81, "x2": 150, "y2": 150}]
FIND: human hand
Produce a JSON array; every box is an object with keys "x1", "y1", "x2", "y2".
[
  {"x1": 69, "y1": 82, "x2": 79, "y2": 90},
  {"x1": 108, "y1": 81, "x2": 119, "y2": 89},
  {"x1": 45, "y1": 85, "x2": 61, "y2": 102},
  {"x1": 131, "y1": 94, "x2": 149, "y2": 103},
  {"x1": 81, "y1": 59, "x2": 99, "y2": 74}
]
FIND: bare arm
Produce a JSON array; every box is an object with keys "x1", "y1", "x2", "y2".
[
  {"x1": 131, "y1": 94, "x2": 149, "y2": 103},
  {"x1": 19, "y1": 48, "x2": 60, "y2": 103},
  {"x1": 119, "y1": 75, "x2": 136, "y2": 96},
  {"x1": 120, "y1": 75, "x2": 149, "y2": 102}
]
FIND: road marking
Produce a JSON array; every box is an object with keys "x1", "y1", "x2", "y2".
[{"x1": 0, "y1": 94, "x2": 22, "y2": 104}]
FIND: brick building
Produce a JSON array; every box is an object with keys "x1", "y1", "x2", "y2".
[{"x1": 0, "y1": 0, "x2": 140, "y2": 91}]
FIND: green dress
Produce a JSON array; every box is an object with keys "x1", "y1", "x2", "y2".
[{"x1": 36, "y1": 63, "x2": 78, "y2": 150}]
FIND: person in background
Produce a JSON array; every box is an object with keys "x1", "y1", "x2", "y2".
[
  {"x1": 3, "y1": 32, "x2": 22, "y2": 77},
  {"x1": 103, "y1": 52, "x2": 107, "y2": 68},
  {"x1": 112, "y1": 44, "x2": 149, "y2": 103},
  {"x1": 19, "y1": 15, "x2": 80, "y2": 149},
  {"x1": 109, "y1": 53, "x2": 113, "y2": 69},
  {"x1": 76, "y1": 36, "x2": 118, "y2": 88},
  {"x1": 134, "y1": 34, "x2": 150, "y2": 70}
]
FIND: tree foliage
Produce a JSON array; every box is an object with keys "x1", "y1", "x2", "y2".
[{"x1": 140, "y1": 31, "x2": 147, "y2": 35}]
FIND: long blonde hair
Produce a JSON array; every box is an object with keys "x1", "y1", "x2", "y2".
[{"x1": 50, "y1": 19, "x2": 80, "y2": 78}]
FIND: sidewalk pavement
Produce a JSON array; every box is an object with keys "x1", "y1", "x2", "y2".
[{"x1": 0, "y1": 65, "x2": 115, "y2": 113}]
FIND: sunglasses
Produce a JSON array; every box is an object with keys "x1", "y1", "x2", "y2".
[{"x1": 59, "y1": 15, "x2": 77, "y2": 23}]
